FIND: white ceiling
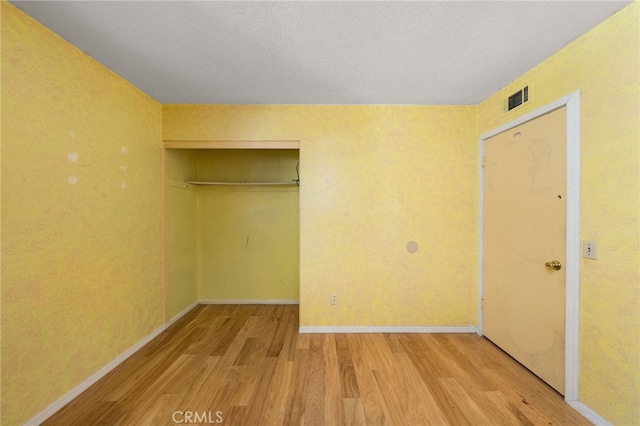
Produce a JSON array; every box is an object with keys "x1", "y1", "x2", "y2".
[{"x1": 9, "y1": 0, "x2": 631, "y2": 105}]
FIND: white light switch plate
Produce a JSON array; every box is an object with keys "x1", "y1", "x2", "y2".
[{"x1": 583, "y1": 240, "x2": 598, "y2": 260}]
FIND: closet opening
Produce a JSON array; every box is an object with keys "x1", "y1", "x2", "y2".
[{"x1": 163, "y1": 141, "x2": 300, "y2": 322}]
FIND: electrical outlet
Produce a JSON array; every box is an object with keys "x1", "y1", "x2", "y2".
[
  {"x1": 331, "y1": 293, "x2": 338, "y2": 305},
  {"x1": 583, "y1": 240, "x2": 598, "y2": 260}
]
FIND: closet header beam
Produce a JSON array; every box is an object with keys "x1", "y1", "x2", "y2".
[
  {"x1": 163, "y1": 140, "x2": 300, "y2": 149},
  {"x1": 185, "y1": 181, "x2": 298, "y2": 187}
]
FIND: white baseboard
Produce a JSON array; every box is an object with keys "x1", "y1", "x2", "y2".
[
  {"x1": 24, "y1": 321, "x2": 169, "y2": 426},
  {"x1": 298, "y1": 325, "x2": 477, "y2": 334},
  {"x1": 167, "y1": 301, "x2": 199, "y2": 326},
  {"x1": 567, "y1": 401, "x2": 611, "y2": 425},
  {"x1": 25, "y1": 302, "x2": 203, "y2": 425},
  {"x1": 199, "y1": 299, "x2": 299, "y2": 305}
]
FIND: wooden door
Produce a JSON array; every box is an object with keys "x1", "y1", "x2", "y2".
[{"x1": 483, "y1": 107, "x2": 567, "y2": 394}]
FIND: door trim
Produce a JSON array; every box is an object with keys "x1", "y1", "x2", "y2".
[{"x1": 477, "y1": 91, "x2": 581, "y2": 401}]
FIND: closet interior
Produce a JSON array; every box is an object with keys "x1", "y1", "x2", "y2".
[{"x1": 165, "y1": 146, "x2": 300, "y2": 318}]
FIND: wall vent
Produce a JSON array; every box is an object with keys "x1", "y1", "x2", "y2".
[{"x1": 503, "y1": 86, "x2": 529, "y2": 113}]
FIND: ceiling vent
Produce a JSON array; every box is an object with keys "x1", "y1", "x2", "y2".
[{"x1": 503, "y1": 85, "x2": 529, "y2": 113}]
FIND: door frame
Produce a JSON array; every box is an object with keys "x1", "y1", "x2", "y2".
[{"x1": 477, "y1": 91, "x2": 581, "y2": 401}]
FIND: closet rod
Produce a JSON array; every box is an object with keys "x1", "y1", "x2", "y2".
[{"x1": 185, "y1": 181, "x2": 298, "y2": 186}]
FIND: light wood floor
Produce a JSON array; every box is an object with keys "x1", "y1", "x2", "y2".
[{"x1": 44, "y1": 304, "x2": 589, "y2": 425}]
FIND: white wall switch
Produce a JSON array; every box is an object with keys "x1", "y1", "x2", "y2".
[{"x1": 583, "y1": 240, "x2": 598, "y2": 260}]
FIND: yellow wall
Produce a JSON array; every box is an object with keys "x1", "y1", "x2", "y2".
[
  {"x1": 166, "y1": 150, "x2": 198, "y2": 317},
  {"x1": 163, "y1": 105, "x2": 479, "y2": 327},
  {"x1": 196, "y1": 149, "x2": 299, "y2": 301},
  {"x1": 477, "y1": 3, "x2": 639, "y2": 424},
  {"x1": 1, "y1": 4, "x2": 163, "y2": 424}
]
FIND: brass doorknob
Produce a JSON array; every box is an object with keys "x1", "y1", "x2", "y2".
[{"x1": 545, "y1": 260, "x2": 562, "y2": 270}]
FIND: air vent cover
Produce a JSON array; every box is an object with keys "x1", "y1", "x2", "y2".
[{"x1": 504, "y1": 86, "x2": 529, "y2": 112}]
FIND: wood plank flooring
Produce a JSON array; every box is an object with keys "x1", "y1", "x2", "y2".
[{"x1": 44, "y1": 305, "x2": 589, "y2": 425}]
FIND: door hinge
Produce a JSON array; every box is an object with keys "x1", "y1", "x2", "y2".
[
  {"x1": 481, "y1": 298, "x2": 484, "y2": 310},
  {"x1": 481, "y1": 157, "x2": 485, "y2": 168}
]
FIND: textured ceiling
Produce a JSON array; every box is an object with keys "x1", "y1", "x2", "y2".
[{"x1": 9, "y1": 1, "x2": 631, "y2": 105}]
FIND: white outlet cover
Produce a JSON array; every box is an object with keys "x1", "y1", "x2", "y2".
[{"x1": 583, "y1": 240, "x2": 598, "y2": 259}]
